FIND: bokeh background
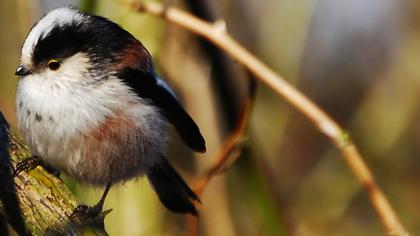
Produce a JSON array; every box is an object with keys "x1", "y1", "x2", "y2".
[{"x1": 1, "y1": 0, "x2": 420, "y2": 235}]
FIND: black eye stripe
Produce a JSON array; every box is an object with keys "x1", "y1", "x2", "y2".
[{"x1": 32, "y1": 25, "x2": 89, "y2": 67}]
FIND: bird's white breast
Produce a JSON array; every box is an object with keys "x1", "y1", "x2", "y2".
[{"x1": 16, "y1": 73, "x2": 166, "y2": 185}]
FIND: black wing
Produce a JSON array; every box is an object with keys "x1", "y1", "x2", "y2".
[{"x1": 119, "y1": 68, "x2": 206, "y2": 153}]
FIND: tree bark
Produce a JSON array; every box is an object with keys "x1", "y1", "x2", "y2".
[{"x1": 0, "y1": 112, "x2": 108, "y2": 236}]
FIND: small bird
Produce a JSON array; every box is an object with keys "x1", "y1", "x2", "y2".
[{"x1": 14, "y1": 6, "x2": 205, "y2": 217}]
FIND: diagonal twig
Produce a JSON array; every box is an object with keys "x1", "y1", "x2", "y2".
[
  {"x1": 193, "y1": 75, "x2": 257, "y2": 197},
  {"x1": 123, "y1": 1, "x2": 410, "y2": 235},
  {"x1": 186, "y1": 76, "x2": 256, "y2": 236}
]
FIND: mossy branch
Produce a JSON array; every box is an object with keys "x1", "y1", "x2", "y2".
[{"x1": 0, "y1": 112, "x2": 108, "y2": 236}]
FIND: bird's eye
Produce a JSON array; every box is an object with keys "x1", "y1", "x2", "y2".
[{"x1": 47, "y1": 59, "x2": 60, "y2": 71}]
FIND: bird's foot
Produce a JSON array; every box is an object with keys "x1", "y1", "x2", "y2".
[
  {"x1": 13, "y1": 156, "x2": 60, "y2": 177},
  {"x1": 70, "y1": 204, "x2": 112, "y2": 223},
  {"x1": 13, "y1": 156, "x2": 41, "y2": 177},
  {"x1": 70, "y1": 183, "x2": 112, "y2": 224},
  {"x1": 71, "y1": 204, "x2": 102, "y2": 220}
]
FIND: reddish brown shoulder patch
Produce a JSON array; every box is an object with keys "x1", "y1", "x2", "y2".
[{"x1": 116, "y1": 39, "x2": 152, "y2": 71}]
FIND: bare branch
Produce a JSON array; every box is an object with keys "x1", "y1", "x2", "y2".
[{"x1": 123, "y1": 1, "x2": 410, "y2": 235}]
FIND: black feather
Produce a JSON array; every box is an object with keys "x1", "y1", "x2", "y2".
[
  {"x1": 119, "y1": 68, "x2": 206, "y2": 153},
  {"x1": 147, "y1": 157, "x2": 200, "y2": 216}
]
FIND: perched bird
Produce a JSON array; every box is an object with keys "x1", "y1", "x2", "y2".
[{"x1": 14, "y1": 6, "x2": 205, "y2": 217}]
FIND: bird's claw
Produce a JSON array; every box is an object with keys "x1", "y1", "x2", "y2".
[
  {"x1": 70, "y1": 204, "x2": 112, "y2": 224},
  {"x1": 13, "y1": 156, "x2": 41, "y2": 177}
]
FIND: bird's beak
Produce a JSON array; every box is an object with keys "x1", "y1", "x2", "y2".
[{"x1": 15, "y1": 66, "x2": 31, "y2": 76}]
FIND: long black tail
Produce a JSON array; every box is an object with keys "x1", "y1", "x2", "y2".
[{"x1": 147, "y1": 157, "x2": 200, "y2": 216}]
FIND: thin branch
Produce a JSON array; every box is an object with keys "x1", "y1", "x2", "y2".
[
  {"x1": 193, "y1": 102, "x2": 249, "y2": 194},
  {"x1": 193, "y1": 76, "x2": 257, "y2": 197},
  {"x1": 186, "y1": 76, "x2": 256, "y2": 236},
  {"x1": 123, "y1": 1, "x2": 410, "y2": 235}
]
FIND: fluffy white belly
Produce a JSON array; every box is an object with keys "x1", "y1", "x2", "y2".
[{"x1": 16, "y1": 77, "x2": 167, "y2": 186}]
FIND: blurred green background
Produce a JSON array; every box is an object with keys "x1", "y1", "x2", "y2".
[{"x1": 1, "y1": 0, "x2": 420, "y2": 235}]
